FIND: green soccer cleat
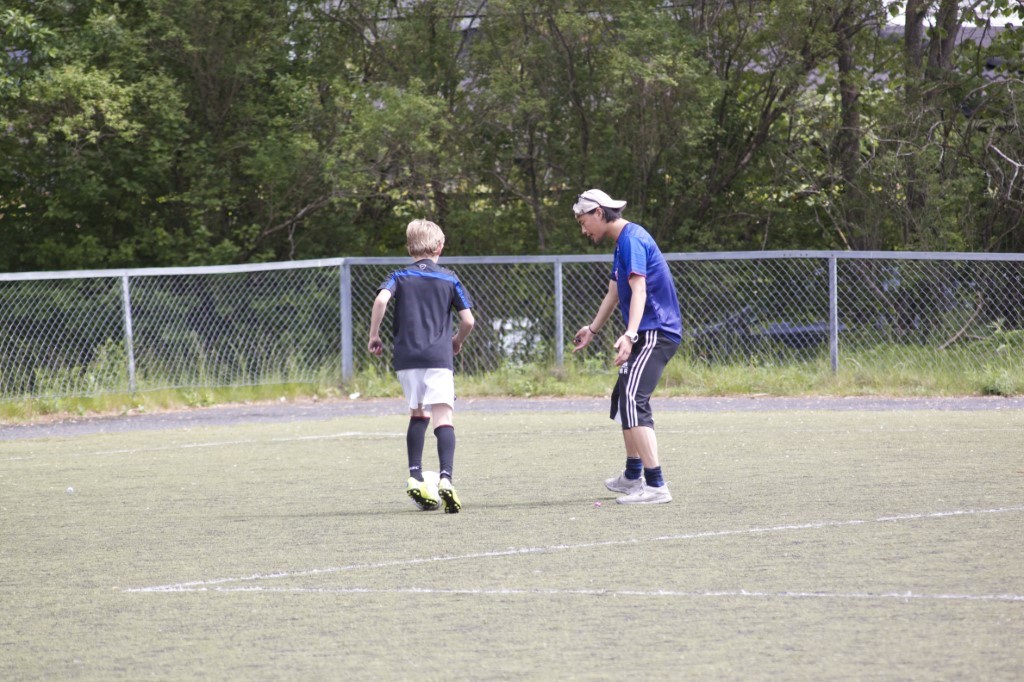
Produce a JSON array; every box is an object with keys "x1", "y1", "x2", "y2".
[
  {"x1": 437, "y1": 478, "x2": 462, "y2": 514},
  {"x1": 406, "y1": 477, "x2": 440, "y2": 511}
]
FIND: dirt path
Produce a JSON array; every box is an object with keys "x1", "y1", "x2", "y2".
[{"x1": 2, "y1": 395, "x2": 1022, "y2": 441}]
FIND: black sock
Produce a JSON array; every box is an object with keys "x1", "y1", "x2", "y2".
[
  {"x1": 625, "y1": 457, "x2": 643, "y2": 480},
  {"x1": 644, "y1": 466, "x2": 665, "y2": 488},
  {"x1": 407, "y1": 417, "x2": 430, "y2": 481},
  {"x1": 435, "y1": 425, "x2": 455, "y2": 481}
]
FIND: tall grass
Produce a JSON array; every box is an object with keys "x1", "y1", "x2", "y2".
[{"x1": 4, "y1": 346, "x2": 1020, "y2": 424}]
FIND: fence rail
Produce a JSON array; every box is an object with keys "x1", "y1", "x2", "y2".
[{"x1": 2, "y1": 252, "x2": 1022, "y2": 401}]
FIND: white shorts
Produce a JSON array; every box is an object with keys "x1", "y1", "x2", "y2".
[{"x1": 397, "y1": 368, "x2": 456, "y2": 410}]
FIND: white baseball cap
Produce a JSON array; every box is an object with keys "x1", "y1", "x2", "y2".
[{"x1": 572, "y1": 189, "x2": 627, "y2": 216}]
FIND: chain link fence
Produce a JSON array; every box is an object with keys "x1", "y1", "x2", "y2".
[{"x1": 2, "y1": 252, "x2": 1022, "y2": 401}]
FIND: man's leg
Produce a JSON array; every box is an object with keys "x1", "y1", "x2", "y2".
[
  {"x1": 615, "y1": 332, "x2": 676, "y2": 504},
  {"x1": 623, "y1": 425, "x2": 665, "y2": 489},
  {"x1": 605, "y1": 378, "x2": 643, "y2": 493},
  {"x1": 623, "y1": 426, "x2": 659, "y2": 469}
]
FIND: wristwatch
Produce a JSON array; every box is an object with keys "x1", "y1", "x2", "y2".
[{"x1": 625, "y1": 331, "x2": 639, "y2": 343}]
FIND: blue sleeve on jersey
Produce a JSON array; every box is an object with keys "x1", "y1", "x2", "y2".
[
  {"x1": 623, "y1": 232, "x2": 649, "y2": 278},
  {"x1": 380, "y1": 272, "x2": 399, "y2": 293},
  {"x1": 453, "y1": 279, "x2": 473, "y2": 310},
  {"x1": 622, "y1": 233, "x2": 647, "y2": 276}
]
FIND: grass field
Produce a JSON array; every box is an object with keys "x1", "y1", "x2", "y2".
[{"x1": 2, "y1": 404, "x2": 1023, "y2": 680}]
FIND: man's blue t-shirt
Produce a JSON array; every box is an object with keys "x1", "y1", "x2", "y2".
[
  {"x1": 612, "y1": 222, "x2": 683, "y2": 343},
  {"x1": 379, "y1": 260, "x2": 473, "y2": 371}
]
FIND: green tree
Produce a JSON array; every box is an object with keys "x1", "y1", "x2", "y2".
[{"x1": 2, "y1": 0, "x2": 1022, "y2": 272}]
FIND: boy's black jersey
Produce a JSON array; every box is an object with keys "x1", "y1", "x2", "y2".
[{"x1": 378, "y1": 259, "x2": 473, "y2": 371}]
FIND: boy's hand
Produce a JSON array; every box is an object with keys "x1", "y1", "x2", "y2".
[
  {"x1": 368, "y1": 336, "x2": 384, "y2": 356},
  {"x1": 452, "y1": 336, "x2": 464, "y2": 355}
]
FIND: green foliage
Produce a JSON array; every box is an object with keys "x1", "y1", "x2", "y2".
[{"x1": 2, "y1": 1, "x2": 1024, "y2": 273}]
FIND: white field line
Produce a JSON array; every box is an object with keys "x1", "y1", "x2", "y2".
[
  {"x1": 125, "y1": 504, "x2": 1024, "y2": 594},
  {"x1": 73, "y1": 432, "x2": 404, "y2": 457},
  {"x1": 654, "y1": 426, "x2": 1024, "y2": 434},
  {"x1": 141, "y1": 586, "x2": 1024, "y2": 602},
  {"x1": 8, "y1": 424, "x2": 1017, "y2": 460}
]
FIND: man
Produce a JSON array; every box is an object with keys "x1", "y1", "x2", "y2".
[{"x1": 571, "y1": 189, "x2": 683, "y2": 504}]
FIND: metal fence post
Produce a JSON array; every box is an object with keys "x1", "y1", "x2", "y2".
[
  {"x1": 340, "y1": 262, "x2": 353, "y2": 383},
  {"x1": 828, "y1": 255, "x2": 839, "y2": 374},
  {"x1": 120, "y1": 274, "x2": 138, "y2": 392},
  {"x1": 554, "y1": 259, "x2": 564, "y2": 368},
  {"x1": 3, "y1": 251, "x2": 1021, "y2": 402}
]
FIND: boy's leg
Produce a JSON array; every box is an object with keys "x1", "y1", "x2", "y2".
[
  {"x1": 420, "y1": 369, "x2": 461, "y2": 513},
  {"x1": 404, "y1": 407, "x2": 439, "y2": 510},
  {"x1": 406, "y1": 408, "x2": 430, "y2": 481},
  {"x1": 419, "y1": 369, "x2": 457, "y2": 478},
  {"x1": 397, "y1": 369, "x2": 440, "y2": 511},
  {"x1": 430, "y1": 403, "x2": 455, "y2": 480},
  {"x1": 430, "y1": 403, "x2": 461, "y2": 513}
]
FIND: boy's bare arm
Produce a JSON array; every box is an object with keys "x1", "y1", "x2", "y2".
[
  {"x1": 367, "y1": 290, "x2": 392, "y2": 356},
  {"x1": 452, "y1": 308, "x2": 475, "y2": 355}
]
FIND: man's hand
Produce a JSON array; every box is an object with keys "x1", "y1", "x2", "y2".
[
  {"x1": 573, "y1": 325, "x2": 595, "y2": 352},
  {"x1": 613, "y1": 334, "x2": 633, "y2": 366}
]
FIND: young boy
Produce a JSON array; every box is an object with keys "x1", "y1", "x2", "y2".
[{"x1": 367, "y1": 219, "x2": 475, "y2": 513}]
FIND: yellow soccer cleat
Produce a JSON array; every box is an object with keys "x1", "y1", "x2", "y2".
[
  {"x1": 437, "y1": 478, "x2": 462, "y2": 514},
  {"x1": 406, "y1": 477, "x2": 440, "y2": 511}
]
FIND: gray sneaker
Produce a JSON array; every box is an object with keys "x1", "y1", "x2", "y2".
[
  {"x1": 617, "y1": 484, "x2": 672, "y2": 505},
  {"x1": 604, "y1": 472, "x2": 644, "y2": 495}
]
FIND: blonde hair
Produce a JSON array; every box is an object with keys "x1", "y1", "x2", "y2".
[{"x1": 406, "y1": 219, "x2": 445, "y2": 258}]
